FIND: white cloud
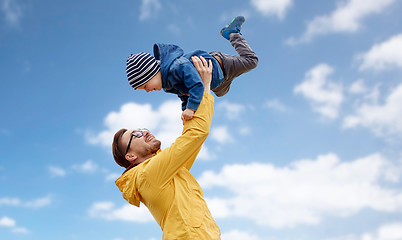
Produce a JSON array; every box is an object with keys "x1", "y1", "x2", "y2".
[
  {"x1": 12, "y1": 227, "x2": 29, "y2": 234},
  {"x1": 222, "y1": 229, "x2": 260, "y2": 240},
  {"x1": 199, "y1": 152, "x2": 402, "y2": 228},
  {"x1": 88, "y1": 201, "x2": 153, "y2": 223},
  {"x1": 197, "y1": 145, "x2": 216, "y2": 161},
  {"x1": 343, "y1": 83, "x2": 402, "y2": 138},
  {"x1": 211, "y1": 125, "x2": 234, "y2": 144},
  {"x1": 0, "y1": 216, "x2": 28, "y2": 234},
  {"x1": 264, "y1": 99, "x2": 288, "y2": 112},
  {"x1": 139, "y1": 0, "x2": 161, "y2": 21},
  {"x1": 72, "y1": 160, "x2": 99, "y2": 174},
  {"x1": 358, "y1": 33, "x2": 402, "y2": 71},
  {"x1": 0, "y1": 196, "x2": 51, "y2": 208},
  {"x1": 105, "y1": 172, "x2": 121, "y2": 182},
  {"x1": 294, "y1": 63, "x2": 343, "y2": 119},
  {"x1": 0, "y1": 197, "x2": 20, "y2": 206},
  {"x1": 0, "y1": 216, "x2": 15, "y2": 227},
  {"x1": 48, "y1": 166, "x2": 66, "y2": 177},
  {"x1": 325, "y1": 222, "x2": 402, "y2": 240},
  {"x1": 250, "y1": 0, "x2": 293, "y2": 19},
  {"x1": 24, "y1": 195, "x2": 52, "y2": 208},
  {"x1": 0, "y1": 0, "x2": 23, "y2": 26},
  {"x1": 217, "y1": 101, "x2": 246, "y2": 120},
  {"x1": 349, "y1": 79, "x2": 367, "y2": 95},
  {"x1": 86, "y1": 99, "x2": 182, "y2": 150},
  {"x1": 286, "y1": 0, "x2": 396, "y2": 44}
]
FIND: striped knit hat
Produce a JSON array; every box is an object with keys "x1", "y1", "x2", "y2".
[{"x1": 126, "y1": 52, "x2": 160, "y2": 89}]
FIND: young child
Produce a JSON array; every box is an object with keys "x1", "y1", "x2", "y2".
[{"x1": 126, "y1": 16, "x2": 258, "y2": 121}]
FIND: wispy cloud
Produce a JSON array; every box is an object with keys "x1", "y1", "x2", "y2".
[
  {"x1": 286, "y1": 0, "x2": 396, "y2": 45},
  {"x1": 294, "y1": 63, "x2": 343, "y2": 119},
  {"x1": 324, "y1": 222, "x2": 402, "y2": 240},
  {"x1": 348, "y1": 79, "x2": 368, "y2": 95},
  {"x1": 264, "y1": 99, "x2": 288, "y2": 112},
  {"x1": 250, "y1": 0, "x2": 293, "y2": 20},
  {"x1": 0, "y1": 0, "x2": 23, "y2": 27},
  {"x1": 72, "y1": 160, "x2": 99, "y2": 174},
  {"x1": 88, "y1": 202, "x2": 153, "y2": 223},
  {"x1": 48, "y1": 166, "x2": 66, "y2": 177},
  {"x1": 0, "y1": 216, "x2": 29, "y2": 234},
  {"x1": 200, "y1": 152, "x2": 402, "y2": 228},
  {"x1": 357, "y1": 33, "x2": 402, "y2": 71},
  {"x1": 139, "y1": 0, "x2": 161, "y2": 21},
  {"x1": 217, "y1": 101, "x2": 246, "y2": 120},
  {"x1": 0, "y1": 196, "x2": 52, "y2": 208}
]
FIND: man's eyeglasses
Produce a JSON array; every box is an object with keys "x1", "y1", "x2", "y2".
[{"x1": 125, "y1": 128, "x2": 149, "y2": 154}]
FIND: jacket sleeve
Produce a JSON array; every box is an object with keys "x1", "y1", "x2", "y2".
[
  {"x1": 178, "y1": 94, "x2": 189, "y2": 111},
  {"x1": 176, "y1": 62, "x2": 205, "y2": 111},
  {"x1": 143, "y1": 92, "x2": 214, "y2": 187}
]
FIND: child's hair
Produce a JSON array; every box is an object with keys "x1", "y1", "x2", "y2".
[{"x1": 126, "y1": 52, "x2": 160, "y2": 89}]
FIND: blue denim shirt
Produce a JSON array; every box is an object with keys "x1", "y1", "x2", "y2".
[{"x1": 153, "y1": 43, "x2": 224, "y2": 111}]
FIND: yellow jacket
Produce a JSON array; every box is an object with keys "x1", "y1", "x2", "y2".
[{"x1": 115, "y1": 92, "x2": 220, "y2": 240}]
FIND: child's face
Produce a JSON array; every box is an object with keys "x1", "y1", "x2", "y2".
[{"x1": 137, "y1": 71, "x2": 162, "y2": 92}]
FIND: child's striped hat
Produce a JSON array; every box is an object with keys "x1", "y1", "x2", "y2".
[{"x1": 126, "y1": 52, "x2": 160, "y2": 89}]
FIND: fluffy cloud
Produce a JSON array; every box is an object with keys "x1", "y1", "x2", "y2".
[
  {"x1": 0, "y1": 216, "x2": 15, "y2": 227},
  {"x1": 325, "y1": 222, "x2": 402, "y2": 240},
  {"x1": 139, "y1": 0, "x2": 161, "y2": 21},
  {"x1": 88, "y1": 201, "x2": 153, "y2": 223},
  {"x1": 343, "y1": 83, "x2": 402, "y2": 138},
  {"x1": 286, "y1": 0, "x2": 396, "y2": 44},
  {"x1": 86, "y1": 100, "x2": 182, "y2": 150},
  {"x1": 211, "y1": 125, "x2": 234, "y2": 144},
  {"x1": 199, "y1": 153, "x2": 402, "y2": 228},
  {"x1": 358, "y1": 33, "x2": 402, "y2": 71},
  {"x1": 294, "y1": 63, "x2": 343, "y2": 119},
  {"x1": 250, "y1": 0, "x2": 293, "y2": 19}
]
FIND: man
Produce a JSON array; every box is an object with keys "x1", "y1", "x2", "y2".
[{"x1": 112, "y1": 56, "x2": 220, "y2": 239}]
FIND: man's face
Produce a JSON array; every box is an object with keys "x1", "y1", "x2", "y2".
[{"x1": 121, "y1": 128, "x2": 161, "y2": 159}]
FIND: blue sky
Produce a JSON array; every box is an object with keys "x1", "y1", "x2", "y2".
[{"x1": 1, "y1": 0, "x2": 402, "y2": 239}]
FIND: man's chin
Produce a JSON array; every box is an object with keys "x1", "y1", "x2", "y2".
[{"x1": 151, "y1": 140, "x2": 161, "y2": 153}]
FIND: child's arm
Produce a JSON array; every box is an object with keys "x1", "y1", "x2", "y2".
[{"x1": 175, "y1": 61, "x2": 205, "y2": 112}]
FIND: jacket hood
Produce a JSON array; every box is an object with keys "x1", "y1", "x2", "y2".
[
  {"x1": 153, "y1": 43, "x2": 184, "y2": 85},
  {"x1": 115, "y1": 169, "x2": 140, "y2": 207}
]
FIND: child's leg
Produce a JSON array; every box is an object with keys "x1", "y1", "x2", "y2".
[{"x1": 211, "y1": 33, "x2": 258, "y2": 97}]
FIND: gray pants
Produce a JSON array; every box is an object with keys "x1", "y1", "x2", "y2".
[{"x1": 210, "y1": 33, "x2": 258, "y2": 97}]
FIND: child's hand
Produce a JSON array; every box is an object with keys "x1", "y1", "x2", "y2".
[{"x1": 181, "y1": 108, "x2": 195, "y2": 122}]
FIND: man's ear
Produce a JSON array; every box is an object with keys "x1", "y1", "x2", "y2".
[{"x1": 125, "y1": 154, "x2": 138, "y2": 163}]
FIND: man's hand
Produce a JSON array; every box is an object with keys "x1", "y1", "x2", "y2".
[
  {"x1": 191, "y1": 56, "x2": 212, "y2": 93},
  {"x1": 181, "y1": 108, "x2": 195, "y2": 122}
]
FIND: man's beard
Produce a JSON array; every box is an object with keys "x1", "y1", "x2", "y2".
[{"x1": 147, "y1": 140, "x2": 161, "y2": 155}]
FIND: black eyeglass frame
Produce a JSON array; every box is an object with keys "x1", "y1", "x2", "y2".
[{"x1": 125, "y1": 128, "x2": 149, "y2": 154}]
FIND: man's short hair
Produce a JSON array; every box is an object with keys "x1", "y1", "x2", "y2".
[{"x1": 112, "y1": 129, "x2": 131, "y2": 168}]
